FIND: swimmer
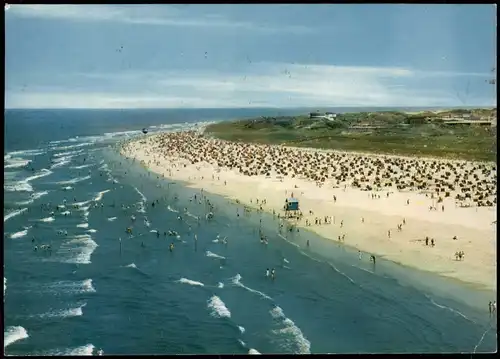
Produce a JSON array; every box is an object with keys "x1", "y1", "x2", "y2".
[
  {"x1": 370, "y1": 255, "x2": 376, "y2": 264},
  {"x1": 306, "y1": 240, "x2": 310, "y2": 247},
  {"x1": 266, "y1": 268, "x2": 270, "y2": 277},
  {"x1": 358, "y1": 250, "x2": 362, "y2": 260},
  {"x1": 271, "y1": 268, "x2": 275, "y2": 280}
]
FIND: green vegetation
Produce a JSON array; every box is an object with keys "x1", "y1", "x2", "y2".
[{"x1": 204, "y1": 109, "x2": 497, "y2": 162}]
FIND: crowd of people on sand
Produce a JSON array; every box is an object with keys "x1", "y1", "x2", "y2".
[
  {"x1": 126, "y1": 131, "x2": 496, "y2": 206},
  {"x1": 119, "y1": 131, "x2": 496, "y2": 314}
]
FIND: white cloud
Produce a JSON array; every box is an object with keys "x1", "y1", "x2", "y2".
[
  {"x1": 7, "y1": 4, "x2": 311, "y2": 33},
  {"x1": 5, "y1": 62, "x2": 495, "y2": 109}
]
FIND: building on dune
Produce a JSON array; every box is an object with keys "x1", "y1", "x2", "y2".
[{"x1": 309, "y1": 112, "x2": 337, "y2": 121}]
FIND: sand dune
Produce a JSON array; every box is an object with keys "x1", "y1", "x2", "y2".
[{"x1": 121, "y1": 131, "x2": 497, "y2": 291}]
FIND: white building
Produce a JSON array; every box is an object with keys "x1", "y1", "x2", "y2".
[{"x1": 309, "y1": 112, "x2": 337, "y2": 121}]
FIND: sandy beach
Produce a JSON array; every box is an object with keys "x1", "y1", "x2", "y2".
[{"x1": 120, "y1": 131, "x2": 497, "y2": 292}]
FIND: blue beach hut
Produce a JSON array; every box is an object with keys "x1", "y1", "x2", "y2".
[{"x1": 285, "y1": 198, "x2": 299, "y2": 211}]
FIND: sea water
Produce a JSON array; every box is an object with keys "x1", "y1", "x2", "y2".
[{"x1": 4, "y1": 109, "x2": 497, "y2": 355}]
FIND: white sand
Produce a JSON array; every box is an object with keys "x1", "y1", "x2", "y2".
[{"x1": 120, "y1": 132, "x2": 497, "y2": 291}]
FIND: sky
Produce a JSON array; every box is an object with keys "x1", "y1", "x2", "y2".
[{"x1": 4, "y1": 4, "x2": 497, "y2": 109}]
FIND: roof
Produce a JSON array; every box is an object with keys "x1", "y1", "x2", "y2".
[{"x1": 287, "y1": 198, "x2": 299, "y2": 202}]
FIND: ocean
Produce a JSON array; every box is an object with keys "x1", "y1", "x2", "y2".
[{"x1": 3, "y1": 109, "x2": 497, "y2": 355}]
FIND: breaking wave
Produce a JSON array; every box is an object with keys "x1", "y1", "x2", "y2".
[
  {"x1": 177, "y1": 278, "x2": 204, "y2": 287},
  {"x1": 53, "y1": 149, "x2": 85, "y2": 158},
  {"x1": 37, "y1": 303, "x2": 86, "y2": 319},
  {"x1": 51, "y1": 142, "x2": 94, "y2": 151},
  {"x1": 167, "y1": 205, "x2": 179, "y2": 213},
  {"x1": 55, "y1": 234, "x2": 98, "y2": 264},
  {"x1": 57, "y1": 175, "x2": 91, "y2": 185},
  {"x1": 4, "y1": 326, "x2": 29, "y2": 348},
  {"x1": 4, "y1": 168, "x2": 52, "y2": 193},
  {"x1": 17, "y1": 191, "x2": 49, "y2": 205},
  {"x1": 42, "y1": 343, "x2": 95, "y2": 356},
  {"x1": 71, "y1": 164, "x2": 94, "y2": 170},
  {"x1": 4, "y1": 157, "x2": 31, "y2": 169},
  {"x1": 231, "y1": 274, "x2": 272, "y2": 300},
  {"x1": 206, "y1": 251, "x2": 225, "y2": 260},
  {"x1": 10, "y1": 228, "x2": 30, "y2": 239},
  {"x1": 94, "y1": 190, "x2": 110, "y2": 202},
  {"x1": 7, "y1": 148, "x2": 46, "y2": 157},
  {"x1": 207, "y1": 295, "x2": 231, "y2": 318},
  {"x1": 270, "y1": 306, "x2": 311, "y2": 354},
  {"x1": 20, "y1": 279, "x2": 96, "y2": 295},
  {"x1": 4, "y1": 208, "x2": 28, "y2": 222}
]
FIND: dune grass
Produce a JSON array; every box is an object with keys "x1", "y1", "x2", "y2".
[{"x1": 204, "y1": 110, "x2": 497, "y2": 162}]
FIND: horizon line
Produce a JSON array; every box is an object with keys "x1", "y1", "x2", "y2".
[{"x1": 5, "y1": 105, "x2": 496, "y2": 111}]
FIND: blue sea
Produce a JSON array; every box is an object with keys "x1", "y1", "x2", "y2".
[{"x1": 3, "y1": 108, "x2": 497, "y2": 355}]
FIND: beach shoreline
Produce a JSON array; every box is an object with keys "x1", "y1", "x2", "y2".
[{"x1": 119, "y1": 132, "x2": 497, "y2": 293}]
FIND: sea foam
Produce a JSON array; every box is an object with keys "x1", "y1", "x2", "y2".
[
  {"x1": 206, "y1": 251, "x2": 225, "y2": 260},
  {"x1": 44, "y1": 343, "x2": 95, "y2": 356},
  {"x1": 10, "y1": 228, "x2": 30, "y2": 239},
  {"x1": 57, "y1": 175, "x2": 91, "y2": 185},
  {"x1": 207, "y1": 295, "x2": 231, "y2": 318},
  {"x1": 231, "y1": 274, "x2": 272, "y2": 300},
  {"x1": 57, "y1": 235, "x2": 98, "y2": 264},
  {"x1": 177, "y1": 278, "x2": 204, "y2": 287},
  {"x1": 270, "y1": 306, "x2": 311, "y2": 354},
  {"x1": 37, "y1": 303, "x2": 86, "y2": 319},
  {"x1": 4, "y1": 326, "x2": 29, "y2": 348},
  {"x1": 4, "y1": 208, "x2": 28, "y2": 222}
]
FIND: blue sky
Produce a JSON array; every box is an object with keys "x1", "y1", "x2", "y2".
[{"x1": 5, "y1": 4, "x2": 497, "y2": 109}]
